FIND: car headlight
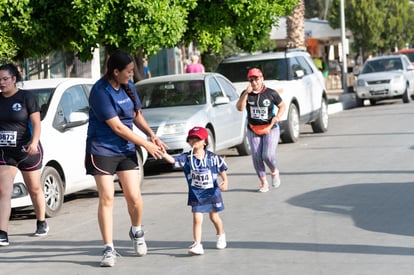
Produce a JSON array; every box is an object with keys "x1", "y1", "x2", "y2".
[
  {"x1": 392, "y1": 75, "x2": 404, "y2": 82},
  {"x1": 161, "y1": 123, "x2": 187, "y2": 135},
  {"x1": 356, "y1": 79, "x2": 366, "y2": 86}
]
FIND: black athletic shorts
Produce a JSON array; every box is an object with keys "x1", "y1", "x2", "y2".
[
  {"x1": 0, "y1": 143, "x2": 43, "y2": 171},
  {"x1": 85, "y1": 153, "x2": 139, "y2": 175}
]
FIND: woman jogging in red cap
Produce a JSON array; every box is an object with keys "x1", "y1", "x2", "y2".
[
  {"x1": 163, "y1": 126, "x2": 228, "y2": 255},
  {"x1": 236, "y1": 68, "x2": 286, "y2": 193}
]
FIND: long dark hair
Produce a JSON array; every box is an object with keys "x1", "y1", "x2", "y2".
[
  {"x1": 105, "y1": 50, "x2": 138, "y2": 115},
  {"x1": 0, "y1": 63, "x2": 23, "y2": 83}
]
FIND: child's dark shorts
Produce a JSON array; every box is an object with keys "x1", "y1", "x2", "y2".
[{"x1": 192, "y1": 202, "x2": 224, "y2": 213}]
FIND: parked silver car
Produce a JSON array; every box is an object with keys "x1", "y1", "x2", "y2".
[
  {"x1": 354, "y1": 55, "x2": 414, "y2": 106},
  {"x1": 135, "y1": 73, "x2": 251, "y2": 165}
]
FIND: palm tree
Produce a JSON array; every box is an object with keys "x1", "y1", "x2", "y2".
[{"x1": 286, "y1": 0, "x2": 305, "y2": 49}]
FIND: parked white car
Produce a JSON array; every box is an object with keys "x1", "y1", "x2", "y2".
[
  {"x1": 11, "y1": 78, "x2": 147, "y2": 217},
  {"x1": 216, "y1": 49, "x2": 329, "y2": 143},
  {"x1": 354, "y1": 54, "x2": 414, "y2": 106}
]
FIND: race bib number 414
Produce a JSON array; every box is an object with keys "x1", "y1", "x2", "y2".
[{"x1": 0, "y1": 131, "x2": 17, "y2": 147}]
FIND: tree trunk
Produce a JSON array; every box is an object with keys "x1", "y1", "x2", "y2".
[{"x1": 286, "y1": 0, "x2": 305, "y2": 49}]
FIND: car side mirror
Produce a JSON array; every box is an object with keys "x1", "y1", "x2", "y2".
[
  {"x1": 294, "y1": 69, "x2": 304, "y2": 78},
  {"x1": 214, "y1": 96, "x2": 230, "y2": 105},
  {"x1": 61, "y1": 112, "x2": 89, "y2": 131}
]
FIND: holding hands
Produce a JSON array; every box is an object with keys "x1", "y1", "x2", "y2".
[{"x1": 147, "y1": 136, "x2": 168, "y2": 160}]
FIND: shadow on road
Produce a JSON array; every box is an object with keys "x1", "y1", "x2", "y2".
[{"x1": 287, "y1": 181, "x2": 414, "y2": 237}]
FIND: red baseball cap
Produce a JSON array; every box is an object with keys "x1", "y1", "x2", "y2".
[
  {"x1": 187, "y1": 126, "x2": 208, "y2": 141},
  {"x1": 247, "y1": 68, "x2": 263, "y2": 78}
]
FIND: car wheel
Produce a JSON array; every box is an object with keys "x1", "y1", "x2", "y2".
[
  {"x1": 236, "y1": 126, "x2": 251, "y2": 156},
  {"x1": 118, "y1": 149, "x2": 145, "y2": 190},
  {"x1": 42, "y1": 166, "x2": 64, "y2": 218},
  {"x1": 402, "y1": 87, "x2": 411, "y2": 103},
  {"x1": 311, "y1": 99, "x2": 328, "y2": 133},
  {"x1": 281, "y1": 103, "x2": 300, "y2": 143},
  {"x1": 206, "y1": 128, "x2": 215, "y2": 152}
]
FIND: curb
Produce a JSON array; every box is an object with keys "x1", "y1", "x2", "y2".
[
  {"x1": 328, "y1": 92, "x2": 357, "y2": 114},
  {"x1": 328, "y1": 102, "x2": 343, "y2": 114}
]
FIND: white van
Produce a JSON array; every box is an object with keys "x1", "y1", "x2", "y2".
[{"x1": 216, "y1": 49, "x2": 329, "y2": 142}]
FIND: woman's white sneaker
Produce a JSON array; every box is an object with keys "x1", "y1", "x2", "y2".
[
  {"x1": 188, "y1": 242, "x2": 204, "y2": 255},
  {"x1": 258, "y1": 182, "x2": 269, "y2": 192},
  {"x1": 216, "y1": 234, "x2": 227, "y2": 249},
  {"x1": 271, "y1": 173, "x2": 281, "y2": 188}
]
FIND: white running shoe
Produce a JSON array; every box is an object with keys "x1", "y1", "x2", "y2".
[
  {"x1": 129, "y1": 227, "x2": 147, "y2": 256},
  {"x1": 216, "y1": 234, "x2": 227, "y2": 249},
  {"x1": 258, "y1": 182, "x2": 269, "y2": 193},
  {"x1": 271, "y1": 173, "x2": 281, "y2": 188},
  {"x1": 100, "y1": 246, "x2": 119, "y2": 267},
  {"x1": 188, "y1": 242, "x2": 204, "y2": 255}
]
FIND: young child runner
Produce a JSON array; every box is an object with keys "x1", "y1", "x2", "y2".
[{"x1": 162, "y1": 126, "x2": 228, "y2": 255}]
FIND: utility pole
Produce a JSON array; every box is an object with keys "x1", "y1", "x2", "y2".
[{"x1": 340, "y1": 0, "x2": 348, "y2": 92}]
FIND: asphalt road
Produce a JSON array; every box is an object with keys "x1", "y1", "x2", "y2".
[{"x1": 1, "y1": 99, "x2": 414, "y2": 275}]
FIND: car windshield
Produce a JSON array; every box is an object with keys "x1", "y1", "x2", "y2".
[
  {"x1": 137, "y1": 80, "x2": 206, "y2": 108},
  {"x1": 361, "y1": 58, "x2": 403, "y2": 74},
  {"x1": 29, "y1": 88, "x2": 55, "y2": 120},
  {"x1": 216, "y1": 59, "x2": 289, "y2": 82}
]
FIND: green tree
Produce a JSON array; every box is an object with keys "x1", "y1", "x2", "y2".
[
  {"x1": 182, "y1": 0, "x2": 297, "y2": 54},
  {"x1": 1, "y1": 0, "x2": 299, "y2": 76},
  {"x1": 0, "y1": 0, "x2": 80, "y2": 60},
  {"x1": 328, "y1": 0, "x2": 414, "y2": 56},
  {"x1": 380, "y1": 0, "x2": 414, "y2": 52},
  {"x1": 0, "y1": 0, "x2": 31, "y2": 60},
  {"x1": 304, "y1": 0, "x2": 327, "y2": 19}
]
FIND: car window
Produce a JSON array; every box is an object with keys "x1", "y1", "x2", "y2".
[
  {"x1": 216, "y1": 76, "x2": 237, "y2": 100},
  {"x1": 297, "y1": 56, "x2": 314, "y2": 75},
  {"x1": 30, "y1": 88, "x2": 55, "y2": 120},
  {"x1": 137, "y1": 80, "x2": 206, "y2": 108},
  {"x1": 362, "y1": 58, "x2": 402, "y2": 73},
  {"x1": 83, "y1": 84, "x2": 93, "y2": 97},
  {"x1": 289, "y1": 57, "x2": 305, "y2": 78},
  {"x1": 402, "y1": 56, "x2": 410, "y2": 68},
  {"x1": 216, "y1": 59, "x2": 289, "y2": 82},
  {"x1": 209, "y1": 78, "x2": 224, "y2": 103},
  {"x1": 53, "y1": 85, "x2": 89, "y2": 127},
  {"x1": 406, "y1": 53, "x2": 414, "y2": 63}
]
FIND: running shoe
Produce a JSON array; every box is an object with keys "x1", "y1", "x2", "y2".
[
  {"x1": 100, "y1": 246, "x2": 119, "y2": 267},
  {"x1": 188, "y1": 242, "x2": 204, "y2": 255},
  {"x1": 271, "y1": 173, "x2": 281, "y2": 188},
  {"x1": 216, "y1": 234, "x2": 227, "y2": 249},
  {"x1": 0, "y1": 230, "x2": 9, "y2": 246},
  {"x1": 129, "y1": 227, "x2": 147, "y2": 256},
  {"x1": 258, "y1": 182, "x2": 269, "y2": 193},
  {"x1": 34, "y1": 220, "x2": 49, "y2": 237}
]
